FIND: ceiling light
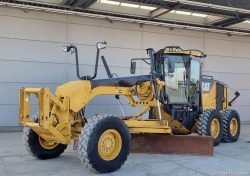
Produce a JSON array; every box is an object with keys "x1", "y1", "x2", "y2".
[
  {"x1": 121, "y1": 3, "x2": 140, "y2": 8},
  {"x1": 192, "y1": 13, "x2": 208, "y2": 17},
  {"x1": 170, "y1": 10, "x2": 176, "y2": 13},
  {"x1": 100, "y1": 0, "x2": 120, "y2": 5},
  {"x1": 140, "y1": 5, "x2": 156, "y2": 10},
  {"x1": 175, "y1": 10, "x2": 191, "y2": 15}
]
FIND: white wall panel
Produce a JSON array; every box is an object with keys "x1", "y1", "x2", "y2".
[
  {"x1": 0, "y1": 6, "x2": 250, "y2": 125},
  {"x1": 205, "y1": 31, "x2": 250, "y2": 43},
  {"x1": 68, "y1": 23, "x2": 142, "y2": 49},
  {"x1": 0, "y1": 105, "x2": 20, "y2": 126},
  {"x1": 204, "y1": 56, "x2": 250, "y2": 74},
  {"x1": 0, "y1": 38, "x2": 67, "y2": 63},
  {"x1": 204, "y1": 71, "x2": 250, "y2": 90},
  {"x1": 231, "y1": 106, "x2": 249, "y2": 122},
  {"x1": 0, "y1": 105, "x2": 38, "y2": 126},
  {"x1": 67, "y1": 15, "x2": 141, "y2": 31},
  {"x1": 68, "y1": 45, "x2": 142, "y2": 67},
  {"x1": 0, "y1": 60, "x2": 67, "y2": 84},
  {"x1": 205, "y1": 38, "x2": 250, "y2": 58},
  {"x1": 85, "y1": 105, "x2": 144, "y2": 117},
  {"x1": 0, "y1": 15, "x2": 67, "y2": 42},
  {"x1": 142, "y1": 25, "x2": 205, "y2": 38},
  {"x1": 0, "y1": 7, "x2": 67, "y2": 23},
  {"x1": 229, "y1": 89, "x2": 250, "y2": 106},
  {"x1": 66, "y1": 64, "x2": 139, "y2": 81},
  {"x1": 0, "y1": 83, "x2": 59, "y2": 105},
  {"x1": 143, "y1": 32, "x2": 204, "y2": 51}
]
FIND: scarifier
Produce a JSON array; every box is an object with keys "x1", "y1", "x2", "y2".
[{"x1": 19, "y1": 41, "x2": 240, "y2": 173}]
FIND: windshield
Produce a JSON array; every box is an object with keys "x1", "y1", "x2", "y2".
[{"x1": 163, "y1": 55, "x2": 201, "y2": 105}]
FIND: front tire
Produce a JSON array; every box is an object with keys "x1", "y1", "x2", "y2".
[
  {"x1": 78, "y1": 114, "x2": 130, "y2": 173},
  {"x1": 222, "y1": 109, "x2": 240, "y2": 142},
  {"x1": 198, "y1": 109, "x2": 223, "y2": 146},
  {"x1": 23, "y1": 127, "x2": 67, "y2": 159}
]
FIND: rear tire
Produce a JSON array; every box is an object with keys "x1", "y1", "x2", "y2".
[
  {"x1": 23, "y1": 127, "x2": 67, "y2": 159},
  {"x1": 222, "y1": 109, "x2": 240, "y2": 142},
  {"x1": 198, "y1": 109, "x2": 223, "y2": 146},
  {"x1": 78, "y1": 114, "x2": 130, "y2": 173}
]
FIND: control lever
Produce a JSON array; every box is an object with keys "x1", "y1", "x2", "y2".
[
  {"x1": 115, "y1": 95, "x2": 126, "y2": 117},
  {"x1": 101, "y1": 56, "x2": 113, "y2": 78}
]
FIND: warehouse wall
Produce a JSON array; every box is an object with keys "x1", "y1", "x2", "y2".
[{"x1": 0, "y1": 6, "x2": 249, "y2": 126}]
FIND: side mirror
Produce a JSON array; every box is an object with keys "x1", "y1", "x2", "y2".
[
  {"x1": 130, "y1": 61, "x2": 136, "y2": 74},
  {"x1": 97, "y1": 41, "x2": 107, "y2": 50},
  {"x1": 168, "y1": 60, "x2": 175, "y2": 73}
]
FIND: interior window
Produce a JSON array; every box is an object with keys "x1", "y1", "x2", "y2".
[
  {"x1": 190, "y1": 59, "x2": 200, "y2": 85},
  {"x1": 189, "y1": 59, "x2": 201, "y2": 104}
]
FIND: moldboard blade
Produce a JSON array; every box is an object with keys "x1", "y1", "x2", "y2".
[{"x1": 130, "y1": 134, "x2": 214, "y2": 156}]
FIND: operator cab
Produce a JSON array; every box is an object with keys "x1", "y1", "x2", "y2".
[
  {"x1": 154, "y1": 47, "x2": 206, "y2": 129},
  {"x1": 156, "y1": 47, "x2": 205, "y2": 108}
]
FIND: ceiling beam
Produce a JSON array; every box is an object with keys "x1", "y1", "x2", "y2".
[
  {"x1": 70, "y1": 0, "x2": 88, "y2": 10},
  {"x1": 60, "y1": 0, "x2": 96, "y2": 10},
  {"x1": 150, "y1": 2, "x2": 182, "y2": 18},
  {"x1": 60, "y1": 0, "x2": 74, "y2": 5},
  {"x1": 214, "y1": 18, "x2": 245, "y2": 27},
  {"x1": 150, "y1": 8, "x2": 171, "y2": 18},
  {"x1": 123, "y1": 0, "x2": 240, "y2": 19},
  {"x1": 212, "y1": 15, "x2": 247, "y2": 27}
]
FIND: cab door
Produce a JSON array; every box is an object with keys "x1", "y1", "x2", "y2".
[
  {"x1": 189, "y1": 58, "x2": 202, "y2": 106},
  {"x1": 164, "y1": 55, "x2": 189, "y2": 104}
]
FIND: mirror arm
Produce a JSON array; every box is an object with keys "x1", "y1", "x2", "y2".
[
  {"x1": 88, "y1": 47, "x2": 100, "y2": 80},
  {"x1": 65, "y1": 41, "x2": 106, "y2": 80},
  {"x1": 69, "y1": 45, "x2": 82, "y2": 80}
]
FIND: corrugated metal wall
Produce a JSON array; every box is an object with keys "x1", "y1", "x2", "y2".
[{"x1": 0, "y1": 6, "x2": 249, "y2": 126}]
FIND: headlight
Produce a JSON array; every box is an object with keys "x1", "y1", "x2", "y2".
[
  {"x1": 97, "y1": 41, "x2": 107, "y2": 50},
  {"x1": 62, "y1": 46, "x2": 70, "y2": 52}
]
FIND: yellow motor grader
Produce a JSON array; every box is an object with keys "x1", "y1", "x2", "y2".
[{"x1": 19, "y1": 41, "x2": 240, "y2": 173}]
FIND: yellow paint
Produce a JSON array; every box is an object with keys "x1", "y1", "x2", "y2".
[
  {"x1": 224, "y1": 85, "x2": 229, "y2": 109},
  {"x1": 210, "y1": 118, "x2": 220, "y2": 138},
  {"x1": 98, "y1": 129, "x2": 122, "y2": 161},
  {"x1": 202, "y1": 82, "x2": 216, "y2": 110},
  {"x1": 124, "y1": 120, "x2": 172, "y2": 134},
  {"x1": 19, "y1": 79, "x2": 167, "y2": 144},
  {"x1": 230, "y1": 117, "x2": 238, "y2": 136},
  {"x1": 163, "y1": 47, "x2": 205, "y2": 57},
  {"x1": 203, "y1": 82, "x2": 230, "y2": 111},
  {"x1": 55, "y1": 81, "x2": 91, "y2": 112},
  {"x1": 39, "y1": 137, "x2": 59, "y2": 150}
]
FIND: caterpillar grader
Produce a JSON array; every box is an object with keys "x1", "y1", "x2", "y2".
[{"x1": 19, "y1": 41, "x2": 240, "y2": 173}]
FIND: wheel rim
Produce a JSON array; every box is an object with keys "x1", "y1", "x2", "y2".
[
  {"x1": 98, "y1": 129, "x2": 122, "y2": 161},
  {"x1": 230, "y1": 117, "x2": 238, "y2": 136},
  {"x1": 39, "y1": 137, "x2": 59, "y2": 150},
  {"x1": 210, "y1": 118, "x2": 220, "y2": 138}
]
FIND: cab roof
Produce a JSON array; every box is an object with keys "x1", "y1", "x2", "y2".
[{"x1": 159, "y1": 46, "x2": 206, "y2": 58}]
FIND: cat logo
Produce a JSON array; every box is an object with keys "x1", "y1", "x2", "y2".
[{"x1": 202, "y1": 82, "x2": 210, "y2": 92}]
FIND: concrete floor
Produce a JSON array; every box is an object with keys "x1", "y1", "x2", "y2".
[{"x1": 0, "y1": 125, "x2": 250, "y2": 176}]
